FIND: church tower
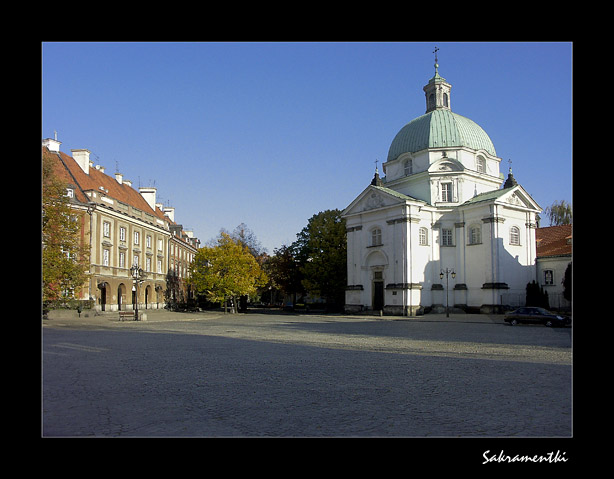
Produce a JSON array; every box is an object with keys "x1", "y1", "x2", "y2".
[{"x1": 423, "y1": 47, "x2": 452, "y2": 113}]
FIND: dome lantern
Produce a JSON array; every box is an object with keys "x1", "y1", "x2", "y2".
[{"x1": 423, "y1": 47, "x2": 452, "y2": 113}]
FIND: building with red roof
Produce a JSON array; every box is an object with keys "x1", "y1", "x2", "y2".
[
  {"x1": 535, "y1": 224, "x2": 572, "y2": 310},
  {"x1": 43, "y1": 136, "x2": 199, "y2": 312}
]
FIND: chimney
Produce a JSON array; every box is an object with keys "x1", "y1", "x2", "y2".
[
  {"x1": 163, "y1": 206, "x2": 175, "y2": 222},
  {"x1": 139, "y1": 187, "x2": 157, "y2": 211},
  {"x1": 124, "y1": 179, "x2": 132, "y2": 187},
  {"x1": 71, "y1": 149, "x2": 91, "y2": 175},
  {"x1": 42, "y1": 137, "x2": 62, "y2": 153},
  {"x1": 115, "y1": 172, "x2": 123, "y2": 184}
]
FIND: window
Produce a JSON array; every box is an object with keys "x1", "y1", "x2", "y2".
[
  {"x1": 468, "y1": 225, "x2": 481, "y2": 245},
  {"x1": 371, "y1": 228, "x2": 382, "y2": 246},
  {"x1": 510, "y1": 226, "x2": 520, "y2": 245},
  {"x1": 103, "y1": 221, "x2": 110, "y2": 237},
  {"x1": 134, "y1": 231, "x2": 140, "y2": 245},
  {"x1": 157, "y1": 259, "x2": 163, "y2": 274},
  {"x1": 441, "y1": 183, "x2": 453, "y2": 202},
  {"x1": 103, "y1": 249, "x2": 110, "y2": 266},
  {"x1": 544, "y1": 270, "x2": 553, "y2": 285},
  {"x1": 476, "y1": 156, "x2": 486, "y2": 173},
  {"x1": 441, "y1": 228, "x2": 453, "y2": 246},
  {"x1": 119, "y1": 252, "x2": 125, "y2": 268},
  {"x1": 404, "y1": 159, "x2": 413, "y2": 176},
  {"x1": 120, "y1": 227, "x2": 126, "y2": 242},
  {"x1": 443, "y1": 93, "x2": 448, "y2": 107},
  {"x1": 419, "y1": 227, "x2": 428, "y2": 245},
  {"x1": 66, "y1": 188, "x2": 74, "y2": 198},
  {"x1": 158, "y1": 239, "x2": 163, "y2": 251},
  {"x1": 146, "y1": 257, "x2": 152, "y2": 272},
  {"x1": 133, "y1": 255, "x2": 139, "y2": 267},
  {"x1": 146, "y1": 235, "x2": 152, "y2": 249}
]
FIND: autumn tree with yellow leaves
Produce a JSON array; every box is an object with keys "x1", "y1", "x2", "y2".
[{"x1": 189, "y1": 233, "x2": 267, "y2": 312}]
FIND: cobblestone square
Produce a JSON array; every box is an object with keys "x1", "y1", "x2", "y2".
[{"x1": 42, "y1": 311, "x2": 571, "y2": 437}]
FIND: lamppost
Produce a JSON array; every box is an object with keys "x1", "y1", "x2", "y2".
[
  {"x1": 439, "y1": 268, "x2": 456, "y2": 318},
  {"x1": 130, "y1": 262, "x2": 147, "y2": 321}
]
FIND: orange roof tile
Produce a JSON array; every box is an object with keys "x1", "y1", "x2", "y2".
[
  {"x1": 536, "y1": 224, "x2": 572, "y2": 258},
  {"x1": 43, "y1": 146, "x2": 168, "y2": 223}
]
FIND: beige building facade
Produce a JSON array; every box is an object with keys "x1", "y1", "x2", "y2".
[{"x1": 43, "y1": 137, "x2": 199, "y2": 312}]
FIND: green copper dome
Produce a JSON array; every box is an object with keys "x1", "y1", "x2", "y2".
[{"x1": 387, "y1": 109, "x2": 497, "y2": 161}]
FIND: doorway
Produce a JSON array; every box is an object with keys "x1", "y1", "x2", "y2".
[
  {"x1": 98, "y1": 282, "x2": 108, "y2": 311},
  {"x1": 373, "y1": 271, "x2": 384, "y2": 311},
  {"x1": 118, "y1": 284, "x2": 126, "y2": 310},
  {"x1": 145, "y1": 285, "x2": 151, "y2": 309}
]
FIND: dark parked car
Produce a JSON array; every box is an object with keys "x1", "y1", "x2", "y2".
[{"x1": 504, "y1": 307, "x2": 571, "y2": 327}]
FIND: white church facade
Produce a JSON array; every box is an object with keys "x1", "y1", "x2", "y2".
[{"x1": 342, "y1": 60, "x2": 541, "y2": 315}]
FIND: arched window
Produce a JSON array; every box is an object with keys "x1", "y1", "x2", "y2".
[
  {"x1": 404, "y1": 159, "x2": 413, "y2": 176},
  {"x1": 509, "y1": 226, "x2": 520, "y2": 245},
  {"x1": 419, "y1": 227, "x2": 428, "y2": 245},
  {"x1": 476, "y1": 156, "x2": 486, "y2": 173},
  {"x1": 371, "y1": 228, "x2": 382, "y2": 246},
  {"x1": 468, "y1": 225, "x2": 481, "y2": 245}
]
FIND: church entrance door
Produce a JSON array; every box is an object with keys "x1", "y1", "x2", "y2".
[{"x1": 373, "y1": 281, "x2": 384, "y2": 311}]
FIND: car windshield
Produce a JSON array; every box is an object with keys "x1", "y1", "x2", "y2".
[{"x1": 534, "y1": 308, "x2": 551, "y2": 314}]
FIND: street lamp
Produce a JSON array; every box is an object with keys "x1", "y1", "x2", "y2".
[
  {"x1": 130, "y1": 262, "x2": 147, "y2": 321},
  {"x1": 439, "y1": 268, "x2": 456, "y2": 318}
]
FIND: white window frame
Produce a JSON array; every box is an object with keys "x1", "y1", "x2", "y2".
[
  {"x1": 441, "y1": 228, "x2": 453, "y2": 246},
  {"x1": 371, "y1": 228, "x2": 382, "y2": 247},
  {"x1": 476, "y1": 156, "x2": 486, "y2": 173},
  {"x1": 404, "y1": 159, "x2": 413, "y2": 176},
  {"x1": 441, "y1": 182, "x2": 453, "y2": 202},
  {"x1": 419, "y1": 227, "x2": 428, "y2": 245},
  {"x1": 468, "y1": 225, "x2": 481, "y2": 245},
  {"x1": 509, "y1": 226, "x2": 521, "y2": 245}
]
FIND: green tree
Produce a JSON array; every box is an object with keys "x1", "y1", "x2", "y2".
[
  {"x1": 42, "y1": 153, "x2": 90, "y2": 303},
  {"x1": 562, "y1": 262, "x2": 571, "y2": 304},
  {"x1": 544, "y1": 200, "x2": 572, "y2": 226},
  {"x1": 525, "y1": 280, "x2": 549, "y2": 309},
  {"x1": 293, "y1": 209, "x2": 347, "y2": 308},
  {"x1": 264, "y1": 243, "x2": 304, "y2": 307},
  {"x1": 189, "y1": 233, "x2": 267, "y2": 312}
]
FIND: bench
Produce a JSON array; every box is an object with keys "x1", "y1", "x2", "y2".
[{"x1": 119, "y1": 311, "x2": 137, "y2": 321}]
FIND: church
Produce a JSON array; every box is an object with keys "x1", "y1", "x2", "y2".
[{"x1": 342, "y1": 56, "x2": 541, "y2": 315}]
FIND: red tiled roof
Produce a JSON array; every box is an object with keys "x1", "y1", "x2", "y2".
[
  {"x1": 43, "y1": 146, "x2": 167, "y2": 222},
  {"x1": 536, "y1": 224, "x2": 572, "y2": 258}
]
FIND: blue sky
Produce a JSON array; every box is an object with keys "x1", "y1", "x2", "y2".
[{"x1": 42, "y1": 42, "x2": 572, "y2": 252}]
